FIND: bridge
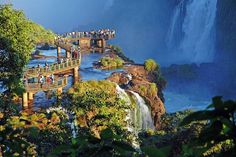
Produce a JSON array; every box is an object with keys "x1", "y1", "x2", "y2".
[
  {"x1": 56, "y1": 29, "x2": 115, "y2": 54},
  {"x1": 22, "y1": 29, "x2": 115, "y2": 108},
  {"x1": 62, "y1": 29, "x2": 115, "y2": 40},
  {"x1": 24, "y1": 58, "x2": 81, "y2": 78},
  {"x1": 22, "y1": 77, "x2": 68, "y2": 107},
  {"x1": 23, "y1": 41, "x2": 81, "y2": 107}
]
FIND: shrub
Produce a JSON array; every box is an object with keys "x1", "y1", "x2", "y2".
[
  {"x1": 144, "y1": 59, "x2": 159, "y2": 72},
  {"x1": 99, "y1": 56, "x2": 124, "y2": 69}
]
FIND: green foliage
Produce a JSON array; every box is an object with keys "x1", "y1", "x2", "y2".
[
  {"x1": 0, "y1": 4, "x2": 34, "y2": 94},
  {"x1": 139, "y1": 110, "x2": 204, "y2": 157},
  {"x1": 28, "y1": 22, "x2": 55, "y2": 45},
  {"x1": 66, "y1": 80, "x2": 130, "y2": 137},
  {"x1": 0, "y1": 4, "x2": 55, "y2": 95},
  {"x1": 50, "y1": 128, "x2": 137, "y2": 157},
  {"x1": 143, "y1": 58, "x2": 166, "y2": 102},
  {"x1": 138, "y1": 83, "x2": 158, "y2": 98},
  {"x1": 160, "y1": 110, "x2": 194, "y2": 133},
  {"x1": 0, "y1": 110, "x2": 69, "y2": 156},
  {"x1": 140, "y1": 97, "x2": 236, "y2": 157},
  {"x1": 144, "y1": 59, "x2": 159, "y2": 72},
  {"x1": 99, "y1": 56, "x2": 124, "y2": 69},
  {"x1": 180, "y1": 96, "x2": 236, "y2": 156}
]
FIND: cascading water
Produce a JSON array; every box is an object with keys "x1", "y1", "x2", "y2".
[
  {"x1": 166, "y1": 0, "x2": 218, "y2": 63},
  {"x1": 116, "y1": 85, "x2": 155, "y2": 133},
  {"x1": 130, "y1": 91, "x2": 155, "y2": 131},
  {"x1": 116, "y1": 85, "x2": 133, "y2": 132}
]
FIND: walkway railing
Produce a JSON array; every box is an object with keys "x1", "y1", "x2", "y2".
[
  {"x1": 25, "y1": 77, "x2": 68, "y2": 93},
  {"x1": 25, "y1": 58, "x2": 81, "y2": 77}
]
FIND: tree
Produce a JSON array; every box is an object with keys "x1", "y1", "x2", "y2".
[
  {"x1": 0, "y1": 5, "x2": 56, "y2": 155},
  {"x1": 0, "y1": 4, "x2": 34, "y2": 95},
  {"x1": 28, "y1": 22, "x2": 55, "y2": 45},
  {"x1": 0, "y1": 4, "x2": 55, "y2": 95}
]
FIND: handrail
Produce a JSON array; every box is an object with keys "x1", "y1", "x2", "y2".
[
  {"x1": 25, "y1": 77, "x2": 68, "y2": 92},
  {"x1": 24, "y1": 58, "x2": 81, "y2": 76}
]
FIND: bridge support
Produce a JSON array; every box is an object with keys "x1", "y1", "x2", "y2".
[
  {"x1": 22, "y1": 92, "x2": 28, "y2": 107},
  {"x1": 98, "y1": 39, "x2": 106, "y2": 49},
  {"x1": 73, "y1": 66, "x2": 79, "y2": 79},
  {"x1": 57, "y1": 46, "x2": 61, "y2": 58},
  {"x1": 28, "y1": 92, "x2": 34, "y2": 100}
]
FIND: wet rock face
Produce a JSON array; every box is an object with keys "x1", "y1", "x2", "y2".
[
  {"x1": 107, "y1": 65, "x2": 166, "y2": 128},
  {"x1": 107, "y1": 72, "x2": 130, "y2": 86}
]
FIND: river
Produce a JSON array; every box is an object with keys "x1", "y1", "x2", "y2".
[{"x1": 26, "y1": 49, "x2": 211, "y2": 112}]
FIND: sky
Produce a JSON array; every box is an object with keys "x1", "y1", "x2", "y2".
[{"x1": 0, "y1": 0, "x2": 114, "y2": 33}]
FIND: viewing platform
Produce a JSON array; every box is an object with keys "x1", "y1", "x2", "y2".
[
  {"x1": 56, "y1": 29, "x2": 115, "y2": 53},
  {"x1": 62, "y1": 29, "x2": 115, "y2": 41},
  {"x1": 22, "y1": 29, "x2": 116, "y2": 108},
  {"x1": 24, "y1": 58, "x2": 81, "y2": 78},
  {"x1": 25, "y1": 77, "x2": 68, "y2": 93},
  {"x1": 22, "y1": 77, "x2": 68, "y2": 107}
]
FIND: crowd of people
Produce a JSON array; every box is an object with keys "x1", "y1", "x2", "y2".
[
  {"x1": 23, "y1": 63, "x2": 56, "y2": 88},
  {"x1": 24, "y1": 30, "x2": 114, "y2": 89},
  {"x1": 23, "y1": 73, "x2": 55, "y2": 88},
  {"x1": 38, "y1": 74, "x2": 55, "y2": 88},
  {"x1": 63, "y1": 29, "x2": 115, "y2": 39}
]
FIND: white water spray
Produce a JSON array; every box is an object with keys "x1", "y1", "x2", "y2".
[
  {"x1": 116, "y1": 85, "x2": 133, "y2": 132},
  {"x1": 116, "y1": 85, "x2": 155, "y2": 132},
  {"x1": 166, "y1": 0, "x2": 218, "y2": 63},
  {"x1": 130, "y1": 91, "x2": 155, "y2": 131}
]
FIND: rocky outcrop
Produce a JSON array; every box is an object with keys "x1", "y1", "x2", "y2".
[{"x1": 107, "y1": 64, "x2": 166, "y2": 128}]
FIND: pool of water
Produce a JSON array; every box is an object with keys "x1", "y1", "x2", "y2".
[
  {"x1": 164, "y1": 90, "x2": 210, "y2": 113},
  {"x1": 79, "y1": 53, "x2": 123, "y2": 81}
]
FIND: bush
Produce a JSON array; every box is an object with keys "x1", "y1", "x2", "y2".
[
  {"x1": 144, "y1": 59, "x2": 159, "y2": 72},
  {"x1": 138, "y1": 83, "x2": 158, "y2": 97},
  {"x1": 99, "y1": 56, "x2": 124, "y2": 69}
]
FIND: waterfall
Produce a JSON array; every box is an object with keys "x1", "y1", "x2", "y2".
[
  {"x1": 166, "y1": 0, "x2": 185, "y2": 50},
  {"x1": 116, "y1": 85, "x2": 133, "y2": 132},
  {"x1": 130, "y1": 91, "x2": 155, "y2": 131},
  {"x1": 166, "y1": 0, "x2": 218, "y2": 63},
  {"x1": 116, "y1": 85, "x2": 155, "y2": 132}
]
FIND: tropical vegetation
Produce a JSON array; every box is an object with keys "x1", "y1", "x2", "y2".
[{"x1": 0, "y1": 4, "x2": 236, "y2": 157}]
